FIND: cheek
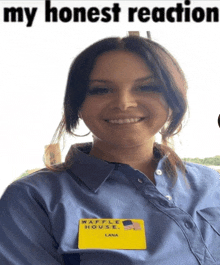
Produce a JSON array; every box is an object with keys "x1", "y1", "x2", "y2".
[
  {"x1": 142, "y1": 94, "x2": 169, "y2": 113},
  {"x1": 80, "y1": 98, "x2": 103, "y2": 122},
  {"x1": 154, "y1": 96, "x2": 169, "y2": 119},
  {"x1": 158, "y1": 94, "x2": 169, "y2": 110}
]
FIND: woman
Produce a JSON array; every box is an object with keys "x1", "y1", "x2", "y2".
[{"x1": 1, "y1": 36, "x2": 220, "y2": 265}]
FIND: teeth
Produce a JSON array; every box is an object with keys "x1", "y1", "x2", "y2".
[{"x1": 107, "y1": 118, "x2": 142, "y2": 124}]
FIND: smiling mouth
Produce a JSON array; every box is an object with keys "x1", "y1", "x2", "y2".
[{"x1": 105, "y1": 118, "x2": 145, "y2": 124}]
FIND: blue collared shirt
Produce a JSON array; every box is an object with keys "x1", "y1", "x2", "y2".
[{"x1": 1, "y1": 144, "x2": 220, "y2": 265}]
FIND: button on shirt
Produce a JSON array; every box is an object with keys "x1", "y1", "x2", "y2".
[{"x1": 1, "y1": 145, "x2": 220, "y2": 265}]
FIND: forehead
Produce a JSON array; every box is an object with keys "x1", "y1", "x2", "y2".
[{"x1": 90, "y1": 51, "x2": 152, "y2": 81}]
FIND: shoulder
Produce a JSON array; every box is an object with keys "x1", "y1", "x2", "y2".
[
  {"x1": 183, "y1": 161, "x2": 220, "y2": 187},
  {"x1": 13, "y1": 167, "x2": 66, "y2": 189},
  {"x1": 1, "y1": 167, "x2": 73, "y2": 205},
  {"x1": 185, "y1": 161, "x2": 220, "y2": 176}
]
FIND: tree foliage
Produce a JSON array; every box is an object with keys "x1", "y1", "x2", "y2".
[
  {"x1": 16, "y1": 170, "x2": 29, "y2": 180},
  {"x1": 182, "y1": 155, "x2": 220, "y2": 166}
]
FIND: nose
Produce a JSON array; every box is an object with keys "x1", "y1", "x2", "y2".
[{"x1": 114, "y1": 89, "x2": 138, "y2": 111}]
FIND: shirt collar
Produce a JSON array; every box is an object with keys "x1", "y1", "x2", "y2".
[
  {"x1": 67, "y1": 142, "x2": 185, "y2": 193},
  {"x1": 68, "y1": 143, "x2": 116, "y2": 193}
]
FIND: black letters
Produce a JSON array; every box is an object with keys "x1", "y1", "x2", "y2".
[
  {"x1": 192, "y1": 7, "x2": 205, "y2": 22},
  {"x1": 45, "y1": 0, "x2": 57, "y2": 22},
  {"x1": 128, "y1": 7, "x2": 137, "y2": 22},
  {"x1": 3, "y1": 0, "x2": 219, "y2": 26},
  {"x1": 59, "y1": 7, "x2": 72, "y2": 22},
  {"x1": 24, "y1": 8, "x2": 37, "y2": 27},
  {"x1": 88, "y1": 7, "x2": 99, "y2": 22},
  {"x1": 207, "y1": 7, "x2": 219, "y2": 22},
  {"x1": 4, "y1": 7, "x2": 37, "y2": 27},
  {"x1": 4, "y1": 7, "x2": 23, "y2": 22},
  {"x1": 138, "y1": 7, "x2": 150, "y2": 22},
  {"x1": 176, "y1": 4, "x2": 184, "y2": 22},
  {"x1": 112, "y1": 3, "x2": 120, "y2": 22},
  {"x1": 101, "y1": 7, "x2": 111, "y2": 22},
  {"x1": 74, "y1": 8, "x2": 86, "y2": 22},
  {"x1": 45, "y1": 1, "x2": 120, "y2": 23},
  {"x1": 166, "y1": 8, "x2": 175, "y2": 22},
  {"x1": 152, "y1": 8, "x2": 165, "y2": 22}
]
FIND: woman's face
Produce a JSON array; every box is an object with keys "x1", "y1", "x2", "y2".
[{"x1": 80, "y1": 51, "x2": 169, "y2": 148}]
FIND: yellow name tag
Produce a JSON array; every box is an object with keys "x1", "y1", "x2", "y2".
[{"x1": 78, "y1": 219, "x2": 147, "y2": 249}]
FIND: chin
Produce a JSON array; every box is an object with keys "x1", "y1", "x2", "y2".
[{"x1": 103, "y1": 137, "x2": 152, "y2": 149}]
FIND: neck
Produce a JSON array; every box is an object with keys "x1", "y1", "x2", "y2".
[{"x1": 89, "y1": 139, "x2": 158, "y2": 183}]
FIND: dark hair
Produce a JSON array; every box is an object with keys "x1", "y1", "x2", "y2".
[{"x1": 45, "y1": 36, "x2": 189, "y2": 187}]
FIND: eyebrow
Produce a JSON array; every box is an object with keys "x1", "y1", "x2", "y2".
[
  {"x1": 89, "y1": 76, "x2": 154, "y2": 84},
  {"x1": 134, "y1": 76, "x2": 154, "y2": 83},
  {"x1": 89, "y1": 79, "x2": 113, "y2": 84}
]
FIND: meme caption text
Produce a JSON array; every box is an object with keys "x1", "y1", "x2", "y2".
[{"x1": 1, "y1": 0, "x2": 219, "y2": 27}]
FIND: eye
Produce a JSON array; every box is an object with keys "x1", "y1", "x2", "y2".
[
  {"x1": 137, "y1": 85, "x2": 162, "y2": 93},
  {"x1": 87, "y1": 87, "x2": 112, "y2": 96}
]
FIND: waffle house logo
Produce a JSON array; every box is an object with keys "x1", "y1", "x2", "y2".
[
  {"x1": 123, "y1": 220, "x2": 141, "y2": 230},
  {"x1": 80, "y1": 219, "x2": 142, "y2": 231},
  {"x1": 78, "y1": 219, "x2": 146, "y2": 249},
  {"x1": 81, "y1": 219, "x2": 120, "y2": 229}
]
